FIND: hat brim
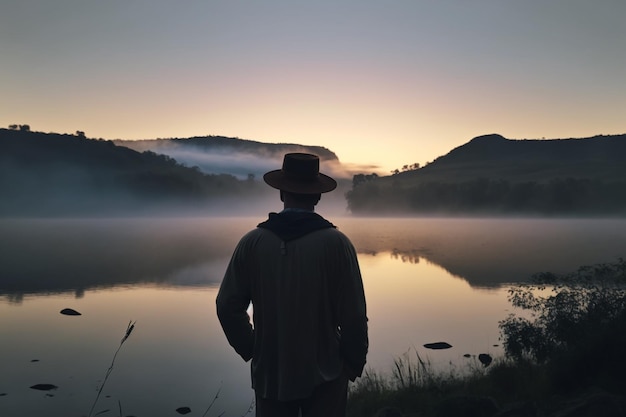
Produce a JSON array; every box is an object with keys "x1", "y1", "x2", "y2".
[{"x1": 263, "y1": 170, "x2": 337, "y2": 194}]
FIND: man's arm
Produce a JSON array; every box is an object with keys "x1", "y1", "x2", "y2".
[
  {"x1": 216, "y1": 242, "x2": 254, "y2": 362},
  {"x1": 338, "y1": 239, "x2": 369, "y2": 381}
]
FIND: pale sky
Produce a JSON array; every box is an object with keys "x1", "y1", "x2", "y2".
[{"x1": 2, "y1": 1, "x2": 625, "y2": 174}]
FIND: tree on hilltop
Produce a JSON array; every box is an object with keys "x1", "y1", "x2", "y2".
[{"x1": 8, "y1": 124, "x2": 30, "y2": 131}]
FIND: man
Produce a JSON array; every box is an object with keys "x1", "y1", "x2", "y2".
[{"x1": 216, "y1": 153, "x2": 368, "y2": 417}]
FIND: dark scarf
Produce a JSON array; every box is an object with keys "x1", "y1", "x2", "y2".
[{"x1": 257, "y1": 211, "x2": 335, "y2": 242}]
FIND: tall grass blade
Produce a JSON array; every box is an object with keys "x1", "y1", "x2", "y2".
[
  {"x1": 87, "y1": 320, "x2": 136, "y2": 417},
  {"x1": 201, "y1": 382, "x2": 222, "y2": 417}
]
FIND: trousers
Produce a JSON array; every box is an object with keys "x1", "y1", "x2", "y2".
[{"x1": 255, "y1": 373, "x2": 349, "y2": 417}]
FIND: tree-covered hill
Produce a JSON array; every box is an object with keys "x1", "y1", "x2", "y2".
[
  {"x1": 115, "y1": 135, "x2": 338, "y2": 161},
  {"x1": 0, "y1": 129, "x2": 266, "y2": 216},
  {"x1": 411, "y1": 133, "x2": 626, "y2": 183},
  {"x1": 347, "y1": 134, "x2": 626, "y2": 216},
  {"x1": 114, "y1": 136, "x2": 341, "y2": 181}
]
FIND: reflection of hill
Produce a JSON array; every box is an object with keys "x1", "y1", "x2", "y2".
[
  {"x1": 5, "y1": 217, "x2": 626, "y2": 297},
  {"x1": 0, "y1": 218, "x2": 253, "y2": 300},
  {"x1": 336, "y1": 217, "x2": 626, "y2": 288}
]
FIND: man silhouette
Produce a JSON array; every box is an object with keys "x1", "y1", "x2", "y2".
[{"x1": 216, "y1": 153, "x2": 368, "y2": 417}]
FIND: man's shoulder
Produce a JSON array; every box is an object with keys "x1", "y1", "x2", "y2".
[
  {"x1": 241, "y1": 227, "x2": 277, "y2": 240},
  {"x1": 309, "y1": 226, "x2": 354, "y2": 244}
]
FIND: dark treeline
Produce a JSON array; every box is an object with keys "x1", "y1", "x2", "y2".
[
  {"x1": 0, "y1": 128, "x2": 267, "y2": 216},
  {"x1": 347, "y1": 177, "x2": 626, "y2": 216}
]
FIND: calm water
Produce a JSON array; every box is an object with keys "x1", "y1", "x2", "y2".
[{"x1": 1, "y1": 216, "x2": 626, "y2": 417}]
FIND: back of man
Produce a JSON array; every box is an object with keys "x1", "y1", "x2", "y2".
[{"x1": 216, "y1": 153, "x2": 368, "y2": 417}]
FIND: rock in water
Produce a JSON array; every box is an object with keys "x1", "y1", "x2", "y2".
[
  {"x1": 478, "y1": 353, "x2": 493, "y2": 367},
  {"x1": 60, "y1": 308, "x2": 81, "y2": 316},
  {"x1": 30, "y1": 384, "x2": 58, "y2": 391},
  {"x1": 423, "y1": 342, "x2": 453, "y2": 350},
  {"x1": 176, "y1": 407, "x2": 192, "y2": 415}
]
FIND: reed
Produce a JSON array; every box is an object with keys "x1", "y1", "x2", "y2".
[{"x1": 87, "y1": 320, "x2": 136, "y2": 417}]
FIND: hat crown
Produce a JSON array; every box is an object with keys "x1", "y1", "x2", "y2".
[{"x1": 282, "y1": 153, "x2": 320, "y2": 181}]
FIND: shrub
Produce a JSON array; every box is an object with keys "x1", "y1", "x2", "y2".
[{"x1": 499, "y1": 259, "x2": 626, "y2": 391}]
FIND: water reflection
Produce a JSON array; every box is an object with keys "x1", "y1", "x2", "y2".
[
  {"x1": 2, "y1": 217, "x2": 626, "y2": 299},
  {"x1": 359, "y1": 252, "x2": 508, "y2": 373},
  {"x1": 337, "y1": 217, "x2": 626, "y2": 287},
  {"x1": 0, "y1": 251, "x2": 509, "y2": 416},
  {"x1": 0, "y1": 218, "x2": 255, "y2": 300},
  {"x1": 0, "y1": 287, "x2": 251, "y2": 417}
]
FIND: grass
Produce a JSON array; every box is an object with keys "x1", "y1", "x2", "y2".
[
  {"x1": 347, "y1": 353, "x2": 554, "y2": 417},
  {"x1": 85, "y1": 321, "x2": 255, "y2": 417},
  {"x1": 88, "y1": 321, "x2": 136, "y2": 417}
]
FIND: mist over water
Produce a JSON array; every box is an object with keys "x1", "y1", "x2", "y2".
[
  {"x1": 162, "y1": 148, "x2": 282, "y2": 179},
  {"x1": 2, "y1": 217, "x2": 624, "y2": 297},
  {"x1": 1, "y1": 165, "x2": 353, "y2": 219},
  {"x1": 116, "y1": 139, "x2": 361, "y2": 180},
  {"x1": 154, "y1": 147, "x2": 353, "y2": 181}
]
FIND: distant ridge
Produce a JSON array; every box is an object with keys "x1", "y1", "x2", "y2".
[
  {"x1": 0, "y1": 128, "x2": 267, "y2": 216},
  {"x1": 115, "y1": 135, "x2": 338, "y2": 161},
  {"x1": 5, "y1": 127, "x2": 626, "y2": 217},
  {"x1": 0, "y1": 128, "x2": 348, "y2": 217},
  {"x1": 113, "y1": 135, "x2": 343, "y2": 181},
  {"x1": 347, "y1": 133, "x2": 626, "y2": 216},
  {"x1": 407, "y1": 133, "x2": 626, "y2": 183}
]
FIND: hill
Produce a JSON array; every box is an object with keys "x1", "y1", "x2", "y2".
[
  {"x1": 6, "y1": 128, "x2": 626, "y2": 217},
  {"x1": 410, "y1": 133, "x2": 626, "y2": 182},
  {"x1": 0, "y1": 129, "x2": 266, "y2": 216},
  {"x1": 347, "y1": 134, "x2": 626, "y2": 216},
  {"x1": 115, "y1": 135, "x2": 337, "y2": 160},
  {"x1": 114, "y1": 136, "x2": 342, "y2": 180}
]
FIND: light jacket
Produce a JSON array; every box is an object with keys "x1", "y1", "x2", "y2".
[{"x1": 216, "y1": 211, "x2": 368, "y2": 401}]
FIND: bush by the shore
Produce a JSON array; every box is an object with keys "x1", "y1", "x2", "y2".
[{"x1": 347, "y1": 259, "x2": 626, "y2": 417}]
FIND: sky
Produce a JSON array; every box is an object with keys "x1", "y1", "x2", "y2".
[{"x1": 2, "y1": 1, "x2": 625, "y2": 174}]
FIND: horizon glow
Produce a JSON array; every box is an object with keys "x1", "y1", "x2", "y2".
[{"x1": 2, "y1": 1, "x2": 625, "y2": 174}]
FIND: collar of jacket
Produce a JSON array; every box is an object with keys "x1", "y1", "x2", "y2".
[{"x1": 257, "y1": 211, "x2": 336, "y2": 242}]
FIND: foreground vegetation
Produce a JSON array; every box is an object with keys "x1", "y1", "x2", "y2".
[{"x1": 347, "y1": 259, "x2": 626, "y2": 417}]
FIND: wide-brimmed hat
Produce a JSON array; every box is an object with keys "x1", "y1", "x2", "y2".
[{"x1": 263, "y1": 153, "x2": 337, "y2": 194}]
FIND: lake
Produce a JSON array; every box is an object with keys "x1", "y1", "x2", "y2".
[{"x1": 2, "y1": 216, "x2": 626, "y2": 417}]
